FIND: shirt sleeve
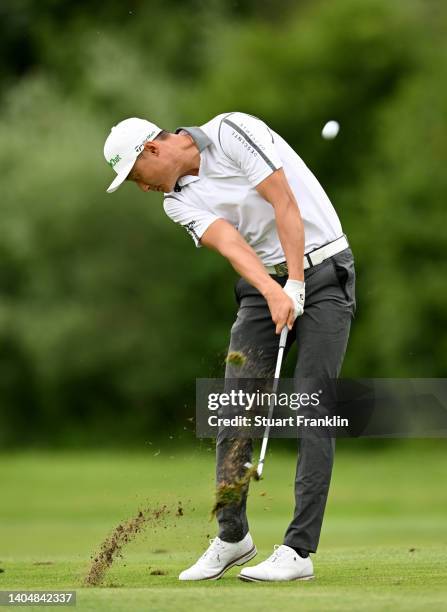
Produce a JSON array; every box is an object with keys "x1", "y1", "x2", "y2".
[
  {"x1": 163, "y1": 196, "x2": 220, "y2": 248},
  {"x1": 218, "y1": 112, "x2": 283, "y2": 187}
]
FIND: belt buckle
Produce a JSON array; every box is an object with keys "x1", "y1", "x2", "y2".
[
  {"x1": 309, "y1": 249, "x2": 325, "y2": 267},
  {"x1": 274, "y1": 262, "x2": 288, "y2": 277}
]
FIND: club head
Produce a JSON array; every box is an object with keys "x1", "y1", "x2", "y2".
[{"x1": 244, "y1": 461, "x2": 262, "y2": 481}]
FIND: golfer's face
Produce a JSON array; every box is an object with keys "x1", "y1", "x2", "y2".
[{"x1": 128, "y1": 147, "x2": 176, "y2": 193}]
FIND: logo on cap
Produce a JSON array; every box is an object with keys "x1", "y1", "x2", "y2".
[
  {"x1": 108, "y1": 154, "x2": 122, "y2": 168},
  {"x1": 134, "y1": 131, "x2": 157, "y2": 154}
]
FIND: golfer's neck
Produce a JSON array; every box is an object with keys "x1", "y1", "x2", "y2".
[{"x1": 177, "y1": 134, "x2": 201, "y2": 178}]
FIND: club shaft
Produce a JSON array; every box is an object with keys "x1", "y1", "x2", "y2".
[{"x1": 257, "y1": 327, "x2": 288, "y2": 477}]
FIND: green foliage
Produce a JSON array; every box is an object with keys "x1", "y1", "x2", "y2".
[{"x1": 0, "y1": 0, "x2": 445, "y2": 445}]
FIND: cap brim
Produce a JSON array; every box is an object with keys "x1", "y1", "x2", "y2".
[{"x1": 106, "y1": 157, "x2": 136, "y2": 193}]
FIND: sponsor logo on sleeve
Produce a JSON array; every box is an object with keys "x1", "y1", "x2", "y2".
[{"x1": 183, "y1": 220, "x2": 200, "y2": 242}]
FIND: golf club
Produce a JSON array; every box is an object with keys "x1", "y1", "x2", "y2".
[{"x1": 245, "y1": 325, "x2": 289, "y2": 478}]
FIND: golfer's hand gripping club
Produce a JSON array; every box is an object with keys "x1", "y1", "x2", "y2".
[
  {"x1": 265, "y1": 279, "x2": 305, "y2": 334},
  {"x1": 283, "y1": 279, "x2": 305, "y2": 320}
]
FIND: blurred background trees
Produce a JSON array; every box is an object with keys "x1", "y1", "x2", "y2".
[{"x1": 0, "y1": 0, "x2": 445, "y2": 446}]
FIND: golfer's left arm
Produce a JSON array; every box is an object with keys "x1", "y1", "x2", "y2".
[
  {"x1": 218, "y1": 112, "x2": 306, "y2": 319},
  {"x1": 256, "y1": 168, "x2": 305, "y2": 282},
  {"x1": 256, "y1": 169, "x2": 306, "y2": 318}
]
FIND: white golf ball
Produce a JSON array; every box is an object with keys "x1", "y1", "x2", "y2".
[{"x1": 321, "y1": 120, "x2": 340, "y2": 140}]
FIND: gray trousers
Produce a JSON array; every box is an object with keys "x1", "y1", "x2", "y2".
[{"x1": 216, "y1": 247, "x2": 356, "y2": 553}]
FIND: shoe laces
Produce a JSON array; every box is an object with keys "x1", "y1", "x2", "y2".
[
  {"x1": 199, "y1": 537, "x2": 225, "y2": 562},
  {"x1": 266, "y1": 544, "x2": 286, "y2": 564}
]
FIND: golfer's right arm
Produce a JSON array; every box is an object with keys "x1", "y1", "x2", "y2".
[{"x1": 201, "y1": 219, "x2": 295, "y2": 333}]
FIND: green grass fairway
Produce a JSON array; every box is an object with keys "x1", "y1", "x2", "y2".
[{"x1": 1, "y1": 441, "x2": 446, "y2": 611}]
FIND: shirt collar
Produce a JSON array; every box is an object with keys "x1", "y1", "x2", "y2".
[
  {"x1": 175, "y1": 126, "x2": 213, "y2": 151},
  {"x1": 174, "y1": 126, "x2": 212, "y2": 188}
]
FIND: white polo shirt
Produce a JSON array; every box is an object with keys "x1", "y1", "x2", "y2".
[{"x1": 163, "y1": 112, "x2": 343, "y2": 266}]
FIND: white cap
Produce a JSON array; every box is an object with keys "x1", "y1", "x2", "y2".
[{"x1": 104, "y1": 118, "x2": 163, "y2": 193}]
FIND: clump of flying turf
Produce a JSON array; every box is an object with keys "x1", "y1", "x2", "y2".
[
  {"x1": 84, "y1": 504, "x2": 177, "y2": 586},
  {"x1": 211, "y1": 464, "x2": 260, "y2": 517},
  {"x1": 211, "y1": 439, "x2": 261, "y2": 517},
  {"x1": 225, "y1": 351, "x2": 247, "y2": 367}
]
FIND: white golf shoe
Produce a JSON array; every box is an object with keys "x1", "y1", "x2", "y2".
[
  {"x1": 179, "y1": 533, "x2": 257, "y2": 581},
  {"x1": 238, "y1": 544, "x2": 314, "y2": 582}
]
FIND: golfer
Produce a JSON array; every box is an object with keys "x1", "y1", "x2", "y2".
[{"x1": 103, "y1": 112, "x2": 356, "y2": 582}]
